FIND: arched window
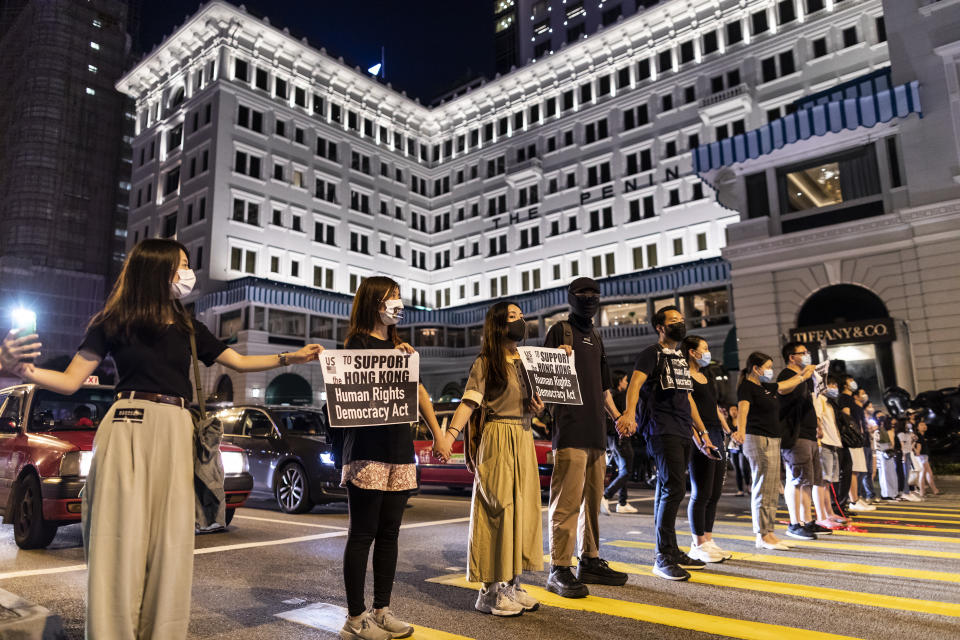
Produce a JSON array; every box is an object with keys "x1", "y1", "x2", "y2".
[
  {"x1": 213, "y1": 375, "x2": 234, "y2": 403},
  {"x1": 265, "y1": 373, "x2": 313, "y2": 406}
]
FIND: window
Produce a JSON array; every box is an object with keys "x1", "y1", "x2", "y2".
[
  {"x1": 488, "y1": 235, "x2": 508, "y2": 256},
  {"x1": 518, "y1": 226, "x2": 540, "y2": 249},
  {"x1": 668, "y1": 189, "x2": 680, "y2": 207},
  {"x1": 617, "y1": 66, "x2": 631, "y2": 89},
  {"x1": 806, "y1": 0, "x2": 825, "y2": 13},
  {"x1": 628, "y1": 196, "x2": 656, "y2": 221},
  {"x1": 349, "y1": 232, "x2": 370, "y2": 255},
  {"x1": 521, "y1": 269, "x2": 541, "y2": 292},
  {"x1": 237, "y1": 105, "x2": 263, "y2": 133},
  {"x1": 163, "y1": 167, "x2": 180, "y2": 195},
  {"x1": 273, "y1": 163, "x2": 284, "y2": 181},
  {"x1": 875, "y1": 17, "x2": 886, "y2": 43},
  {"x1": 316, "y1": 137, "x2": 338, "y2": 162},
  {"x1": 726, "y1": 20, "x2": 743, "y2": 45},
  {"x1": 842, "y1": 26, "x2": 859, "y2": 48},
  {"x1": 584, "y1": 118, "x2": 609, "y2": 144},
  {"x1": 291, "y1": 214, "x2": 302, "y2": 232},
  {"x1": 751, "y1": 10, "x2": 769, "y2": 35},
  {"x1": 637, "y1": 58, "x2": 651, "y2": 81},
  {"x1": 314, "y1": 221, "x2": 336, "y2": 246},
  {"x1": 697, "y1": 233, "x2": 708, "y2": 252},
  {"x1": 351, "y1": 151, "x2": 371, "y2": 174},
  {"x1": 349, "y1": 190, "x2": 370, "y2": 214},
  {"x1": 586, "y1": 162, "x2": 611, "y2": 187},
  {"x1": 314, "y1": 266, "x2": 335, "y2": 290},
  {"x1": 272, "y1": 209, "x2": 283, "y2": 226},
  {"x1": 588, "y1": 207, "x2": 613, "y2": 232},
  {"x1": 270, "y1": 255, "x2": 280, "y2": 274},
  {"x1": 692, "y1": 183, "x2": 704, "y2": 200},
  {"x1": 664, "y1": 141, "x2": 677, "y2": 158},
  {"x1": 230, "y1": 247, "x2": 256, "y2": 274},
  {"x1": 315, "y1": 177, "x2": 337, "y2": 203},
  {"x1": 275, "y1": 78, "x2": 288, "y2": 99},
  {"x1": 233, "y1": 59, "x2": 249, "y2": 81},
  {"x1": 623, "y1": 104, "x2": 649, "y2": 130},
  {"x1": 702, "y1": 30, "x2": 718, "y2": 55},
  {"x1": 625, "y1": 148, "x2": 653, "y2": 175},
  {"x1": 658, "y1": 49, "x2": 672, "y2": 74},
  {"x1": 294, "y1": 127, "x2": 304, "y2": 144},
  {"x1": 778, "y1": 0, "x2": 795, "y2": 25},
  {"x1": 567, "y1": 22, "x2": 586, "y2": 42},
  {"x1": 275, "y1": 119, "x2": 286, "y2": 137},
  {"x1": 545, "y1": 97, "x2": 557, "y2": 117},
  {"x1": 580, "y1": 82, "x2": 593, "y2": 104},
  {"x1": 232, "y1": 199, "x2": 259, "y2": 226},
  {"x1": 761, "y1": 50, "x2": 796, "y2": 83},
  {"x1": 234, "y1": 151, "x2": 261, "y2": 179},
  {"x1": 163, "y1": 213, "x2": 177, "y2": 238},
  {"x1": 592, "y1": 253, "x2": 615, "y2": 276},
  {"x1": 598, "y1": 75, "x2": 611, "y2": 97},
  {"x1": 684, "y1": 85, "x2": 696, "y2": 104},
  {"x1": 562, "y1": 90, "x2": 574, "y2": 111},
  {"x1": 661, "y1": 93, "x2": 674, "y2": 112},
  {"x1": 167, "y1": 125, "x2": 182, "y2": 150},
  {"x1": 777, "y1": 146, "x2": 881, "y2": 214},
  {"x1": 294, "y1": 87, "x2": 306, "y2": 108},
  {"x1": 673, "y1": 238, "x2": 684, "y2": 256},
  {"x1": 812, "y1": 37, "x2": 828, "y2": 59},
  {"x1": 679, "y1": 41, "x2": 695, "y2": 65}
]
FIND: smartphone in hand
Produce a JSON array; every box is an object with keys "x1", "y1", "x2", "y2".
[{"x1": 11, "y1": 308, "x2": 38, "y2": 363}]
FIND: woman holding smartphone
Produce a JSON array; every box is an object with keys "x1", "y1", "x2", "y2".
[
  {"x1": 681, "y1": 335, "x2": 734, "y2": 563},
  {"x1": 339, "y1": 276, "x2": 451, "y2": 640},
  {"x1": 442, "y1": 301, "x2": 545, "y2": 617},
  {"x1": 0, "y1": 239, "x2": 322, "y2": 639}
]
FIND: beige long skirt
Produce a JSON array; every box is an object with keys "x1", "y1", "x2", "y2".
[{"x1": 467, "y1": 417, "x2": 544, "y2": 583}]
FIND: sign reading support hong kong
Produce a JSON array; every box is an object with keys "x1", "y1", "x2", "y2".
[
  {"x1": 517, "y1": 347, "x2": 582, "y2": 406},
  {"x1": 789, "y1": 318, "x2": 896, "y2": 346},
  {"x1": 321, "y1": 350, "x2": 419, "y2": 427}
]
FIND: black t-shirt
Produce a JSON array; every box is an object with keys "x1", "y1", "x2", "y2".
[
  {"x1": 776, "y1": 368, "x2": 817, "y2": 441},
  {"x1": 341, "y1": 334, "x2": 415, "y2": 465},
  {"x1": 79, "y1": 320, "x2": 228, "y2": 401},
  {"x1": 691, "y1": 376, "x2": 723, "y2": 444},
  {"x1": 737, "y1": 379, "x2": 781, "y2": 438},
  {"x1": 543, "y1": 320, "x2": 612, "y2": 450},
  {"x1": 837, "y1": 394, "x2": 865, "y2": 436},
  {"x1": 634, "y1": 343, "x2": 692, "y2": 439},
  {"x1": 916, "y1": 433, "x2": 929, "y2": 456}
]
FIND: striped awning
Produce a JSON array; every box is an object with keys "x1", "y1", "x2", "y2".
[{"x1": 693, "y1": 80, "x2": 921, "y2": 174}]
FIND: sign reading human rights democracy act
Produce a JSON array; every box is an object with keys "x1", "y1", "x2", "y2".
[
  {"x1": 321, "y1": 350, "x2": 419, "y2": 427},
  {"x1": 517, "y1": 346, "x2": 582, "y2": 406}
]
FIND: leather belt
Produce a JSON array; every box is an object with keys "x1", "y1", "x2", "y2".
[{"x1": 116, "y1": 391, "x2": 186, "y2": 408}]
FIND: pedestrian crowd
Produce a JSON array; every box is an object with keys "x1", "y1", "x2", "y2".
[{"x1": 0, "y1": 239, "x2": 943, "y2": 640}]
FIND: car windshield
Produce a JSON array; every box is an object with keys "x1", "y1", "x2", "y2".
[
  {"x1": 29, "y1": 388, "x2": 115, "y2": 432},
  {"x1": 274, "y1": 410, "x2": 325, "y2": 435}
]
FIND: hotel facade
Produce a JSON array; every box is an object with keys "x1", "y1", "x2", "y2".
[{"x1": 117, "y1": 0, "x2": 908, "y2": 406}]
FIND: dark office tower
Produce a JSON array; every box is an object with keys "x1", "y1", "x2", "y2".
[
  {"x1": 494, "y1": 0, "x2": 519, "y2": 74},
  {"x1": 0, "y1": 0, "x2": 132, "y2": 360}
]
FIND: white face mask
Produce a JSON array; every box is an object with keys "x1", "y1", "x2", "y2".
[
  {"x1": 379, "y1": 299, "x2": 404, "y2": 326},
  {"x1": 170, "y1": 268, "x2": 196, "y2": 299}
]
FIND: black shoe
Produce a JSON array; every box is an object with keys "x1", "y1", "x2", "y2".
[
  {"x1": 652, "y1": 560, "x2": 690, "y2": 581},
  {"x1": 805, "y1": 521, "x2": 832, "y2": 535},
  {"x1": 576, "y1": 556, "x2": 628, "y2": 586},
  {"x1": 786, "y1": 523, "x2": 817, "y2": 540},
  {"x1": 672, "y1": 552, "x2": 706, "y2": 571},
  {"x1": 546, "y1": 565, "x2": 589, "y2": 598}
]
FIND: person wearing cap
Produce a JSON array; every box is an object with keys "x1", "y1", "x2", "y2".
[{"x1": 542, "y1": 278, "x2": 627, "y2": 598}]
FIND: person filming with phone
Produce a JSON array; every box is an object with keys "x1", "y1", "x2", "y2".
[{"x1": 1, "y1": 239, "x2": 323, "y2": 640}]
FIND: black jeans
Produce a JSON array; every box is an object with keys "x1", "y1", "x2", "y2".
[
  {"x1": 344, "y1": 483, "x2": 410, "y2": 617},
  {"x1": 688, "y1": 446, "x2": 726, "y2": 536},
  {"x1": 729, "y1": 450, "x2": 751, "y2": 492},
  {"x1": 860, "y1": 446, "x2": 876, "y2": 499},
  {"x1": 631, "y1": 436, "x2": 653, "y2": 482},
  {"x1": 832, "y1": 447, "x2": 853, "y2": 513},
  {"x1": 648, "y1": 434, "x2": 691, "y2": 561},
  {"x1": 894, "y1": 451, "x2": 906, "y2": 494},
  {"x1": 604, "y1": 434, "x2": 634, "y2": 504}
]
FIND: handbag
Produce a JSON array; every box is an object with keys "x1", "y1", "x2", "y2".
[{"x1": 188, "y1": 317, "x2": 226, "y2": 529}]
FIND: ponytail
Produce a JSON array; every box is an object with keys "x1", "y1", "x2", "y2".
[{"x1": 739, "y1": 351, "x2": 772, "y2": 386}]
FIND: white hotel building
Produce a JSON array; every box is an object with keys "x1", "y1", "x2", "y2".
[{"x1": 117, "y1": 0, "x2": 894, "y2": 405}]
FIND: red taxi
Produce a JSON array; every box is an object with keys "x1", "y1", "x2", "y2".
[
  {"x1": 0, "y1": 380, "x2": 253, "y2": 549},
  {"x1": 413, "y1": 402, "x2": 555, "y2": 490}
]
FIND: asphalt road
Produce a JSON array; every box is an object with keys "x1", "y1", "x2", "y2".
[{"x1": 1, "y1": 479, "x2": 959, "y2": 640}]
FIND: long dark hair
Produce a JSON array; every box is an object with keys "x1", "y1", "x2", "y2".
[
  {"x1": 346, "y1": 276, "x2": 401, "y2": 346},
  {"x1": 89, "y1": 239, "x2": 191, "y2": 338},
  {"x1": 478, "y1": 300, "x2": 517, "y2": 401},
  {"x1": 738, "y1": 351, "x2": 772, "y2": 386},
  {"x1": 680, "y1": 334, "x2": 707, "y2": 365}
]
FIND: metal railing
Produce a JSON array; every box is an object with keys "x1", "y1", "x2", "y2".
[{"x1": 699, "y1": 83, "x2": 751, "y2": 109}]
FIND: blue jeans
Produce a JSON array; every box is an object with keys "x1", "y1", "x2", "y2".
[
  {"x1": 859, "y1": 446, "x2": 876, "y2": 499},
  {"x1": 603, "y1": 434, "x2": 633, "y2": 504},
  {"x1": 648, "y1": 434, "x2": 691, "y2": 561}
]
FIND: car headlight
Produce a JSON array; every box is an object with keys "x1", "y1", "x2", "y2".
[
  {"x1": 220, "y1": 451, "x2": 248, "y2": 475},
  {"x1": 60, "y1": 451, "x2": 94, "y2": 477},
  {"x1": 320, "y1": 452, "x2": 335, "y2": 466}
]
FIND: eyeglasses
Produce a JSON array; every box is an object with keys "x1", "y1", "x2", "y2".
[{"x1": 574, "y1": 292, "x2": 600, "y2": 299}]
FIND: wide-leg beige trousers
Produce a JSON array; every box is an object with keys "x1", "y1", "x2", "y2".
[
  {"x1": 467, "y1": 418, "x2": 544, "y2": 583},
  {"x1": 81, "y1": 399, "x2": 195, "y2": 639}
]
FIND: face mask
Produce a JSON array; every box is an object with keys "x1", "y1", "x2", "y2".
[
  {"x1": 568, "y1": 291, "x2": 600, "y2": 318},
  {"x1": 695, "y1": 351, "x2": 711, "y2": 368},
  {"x1": 170, "y1": 269, "x2": 196, "y2": 299},
  {"x1": 664, "y1": 322, "x2": 686, "y2": 341},
  {"x1": 505, "y1": 318, "x2": 526, "y2": 342},
  {"x1": 379, "y1": 299, "x2": 404, "y2": 326},
  {"x1": 758, "y1": 368, "x2": 774, "y2": 383},
  {"x1": 848, "y1": 381, "x2": 858, "y2": 391},
  {"x1": 799, "y1": 353, "x2": 812, "y2": 367},
  {"x1": 825, "y1": 388, "x2": 839, "y2": 399}
]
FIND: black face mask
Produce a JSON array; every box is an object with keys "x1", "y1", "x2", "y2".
[
  {"x1": 663, "y1": 322, "x2": 686, "y2": 341},
  {"x1": 569, "y1": 291, "x2": 600, "y2": 318},
  {"x1": 505, "y1": 319, "x2": 526, "y2": 342}
]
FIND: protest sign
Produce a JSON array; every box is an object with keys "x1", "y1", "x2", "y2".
[
  {"x1": 321, "y1": 350, "x2": 419, "y2": 427},
  {"x1": 516, "y1": 346, "x2": 582, "y2": 405},
  {"x1": 813, "y1": 359, "x2": 831, "y2": 397}
]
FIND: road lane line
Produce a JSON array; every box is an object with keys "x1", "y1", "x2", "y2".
[
  {"x1": 703, "y1": 533, "x2": 960, "y2": 560},
  {"x1": 427, "y1": 574, "x2": 866, "y2": 640},
  {"x1": 234, "y1": 514, "x2": 348, "y2": 529},
  {"x1": 773, "y1": 510, "x2": 960, "y2": 525},
  {"x1": 712, "y1": 520, "x2": 960, "y2": 542},
  {"x1": 605, "y1": 540, "x2": 960, "y2": 583},
  {"x1": 557, "y1": 555, "x2": 960, "y2": 619},
  {"x1": 730, "y1": 515, "x2": 960, "y2": 534},
  {"x1": 275, "y1": 602, "x2": 475, "y2": 640},
  {"x1": 0, "y1": 514, "x2": 473, "y2": 580}
]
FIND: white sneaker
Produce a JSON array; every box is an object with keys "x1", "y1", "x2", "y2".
[
  {"x1": 340, "y1": 612, "x2": 392, "y2": 640},
  {"x1": 755, "y1": 535, "x2": 789, "y2": 551},
  {"x1": 848, "y1": 501, "x2": 871, "y2": 512},
  {"x1": 475, "y1": 584, "x2": 524, "y2": 617},
  {"x1": 616, "y1": 502, "x2": 638, "y2": 514},
  {"x1": 702, "y1": 539, "x2": 732, "y2": 560},
  {"x1": 600, "y1": 496, "x2": 611, "y2": 515},
  {"x1": 910, "y1": 491, "x2": 924, "y2": 502},
  {"x1": 856, "y1": 499, "x2": 876, "y2": 511},
  {"x1": 689, "y1": 542, "x2": 724, "y2": 563},
  {"x1": 369, "y1": 607, "x2": 413, "y2": 639},
  {"x1": 502, "y1": 580, "x2": 539, "y2": 612},
  {"x1": 900, "y1": 492, "x2": 922, "y2": 502}
]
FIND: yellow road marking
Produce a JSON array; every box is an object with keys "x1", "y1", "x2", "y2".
[
  {"x1": 830, "y1": 530, "x2": 960, "y2": 544},
  {"x1": 865, "y1": 508, "x2": 960, "y2": 518},
  {"x1": 731, "y1": 515, "x2": 960, "y2": 534},
  {"x1": 703, "y1": 533, "x2": 960, "y2": 560},
  {"x1": 411, "y1": 625, "x2": 475, "y2": 640},
  {"x1": 871, "y1": 503, "x2": 960, "y2": 513},
  {"x1": 605, "y1": 540, "x2": 960, "y2": 583},
  {"x1": 427, "y1": 574, "x2": 866, "y2": 640},
  {"x1": 773, "y1": 510, "x2": 960, "y2": 525},
  {"x1": 562, "y1": 555, "x2": 960, "y2": 619}
]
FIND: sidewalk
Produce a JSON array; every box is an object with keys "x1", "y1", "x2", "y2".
[{"x1": 0, "y1": 587, "x2": 65, "y2": 639}]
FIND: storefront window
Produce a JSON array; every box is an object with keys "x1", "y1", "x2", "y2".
[
  {"x1": 777, "y1": 145, "x2": 880, "y2": 213},
  {"x1": 600, "y1": 301, "x2": 648, "y2": 326},
  {"x1": 652, "y1": 296, "x2": 676, "y2": 317},
  {"x1": 397, "y1": 327, "x2": 412, "y2": 345},
  {"x1": 446, "y1": 328, "x2": 466, "y2": 348},
  {"x1": 250, "y1": 306, "x2": 265, "y2": 331},
  {"x1": 526, "y1": 318, "x2": 540, "y2": 340},
  {"x1": 468, "y1": 325, "x2": 483, "y2": 346},
  {"x1": 544, "y1": 310, "x2": 568, "y2": 332},
  {"x1": 309, "y1": 315, "x2": 333, "y2": 340},
  {"x1": 268, "y1": 309, "x2": 306, "y2": 337},
  {"x1": 336, "y1": 321, "x2": 349, "y2": 344},
  {"x1": 416, "y1": 327, "x2": 441, "y2": 347},
  {"x1": 682, "y1": 289, "x2": 730, "y2": 327},
  {"x1": 219, "y1": 309, "x2": 243, "y2": 339}
]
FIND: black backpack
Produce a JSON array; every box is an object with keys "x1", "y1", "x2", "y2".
[
  {"x1": 635, "y1": 345, "x2": 667, "y2": 438},
  {"x1": 833, "y1": 400, "x2": 865, "y2": 448}
]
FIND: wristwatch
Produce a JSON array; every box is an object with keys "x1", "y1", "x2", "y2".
[{"x1": 279, "y1": 352, "x2": 289, "y2": 366}]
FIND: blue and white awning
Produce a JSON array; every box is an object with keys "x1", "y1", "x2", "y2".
[{"x1": 693, "y1": 80, "x2": 921, "y2": 174}]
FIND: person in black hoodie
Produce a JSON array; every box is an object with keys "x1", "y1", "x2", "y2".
[{"x1": 543, "y1": 278, "x2": 627, "y2": 598}]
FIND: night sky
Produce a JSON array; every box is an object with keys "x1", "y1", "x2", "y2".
[{"x1": 138, "y1": 0, "x2": 496, "y2": 103}]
